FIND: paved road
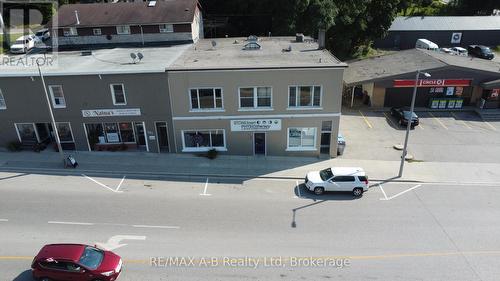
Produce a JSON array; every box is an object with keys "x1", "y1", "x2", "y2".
[{"x1": 1, "y1": 172, "x2": 500, "y2": 281}]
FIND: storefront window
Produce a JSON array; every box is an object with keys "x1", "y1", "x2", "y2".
[
  {"x1": 104, "y1": 123, "x2": 120, "y2": 143},
  {"x1": 183, "y1": 130, "x2": 225, "y2": 151},
  {"x1": 119, "y1": 122, "x2": 135, "y2": 143},
  {"x1": 288, "y1": 128, "x2": 316, "y2": 150},
  {"x1": 56, "y1": 122, "x2": 74, "y2": 143},
  {"x1": 16, "y1": 123, "x2": 37, "y2": 142}
]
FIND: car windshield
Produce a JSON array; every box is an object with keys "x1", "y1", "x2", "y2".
[
  {"x1": 319, "y1": 168, "x2": 334, "y2": 181},
  {"x1": 482, "y1": 47, "x2": 492, "y2": 54},
  {"x1": 403, "y1": 111, "x2": 418, "y2": 119},
  {"x1": 78, "y1": 247, "x2": 104, "y2": 270}
]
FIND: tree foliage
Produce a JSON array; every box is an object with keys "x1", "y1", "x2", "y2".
[{"x1": 447, "y1": 0, "x2": 499, "y2": 15}]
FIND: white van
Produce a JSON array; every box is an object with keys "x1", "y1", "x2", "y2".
[
  {"x1": 415, "y1": 39, "x2": 439, "y2": 51},
  {"x1": 304, "y1": 167, "x2": 369, "y2": 196}
]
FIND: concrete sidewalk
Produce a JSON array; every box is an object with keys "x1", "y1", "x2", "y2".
[{"x1": 0, "y1": 151, "x2": 499, "y2": 184}]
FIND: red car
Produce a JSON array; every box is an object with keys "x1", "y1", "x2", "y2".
[{"x1": 31, "y1": 244, "x2": 122, "y2": 281}]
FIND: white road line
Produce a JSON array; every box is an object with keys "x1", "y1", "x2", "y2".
[
  {"x1": 0, "y1": 219, "x2": 8, "y2": 222},
  {"x1": 82, "y1": 174, "x2": 122, "y2": 193},
  {"x1": 378, "y1": 184, "x2": 388, "y2": 200},
  {"x1": 132, "y1": 225, "x2": 180, "y2": 229},
  {"x1": 48, "y1": 221, "x2": 94, "y2": 226},
  {"x1": 381, "y1": 184, "x2": 422, "y2": 201},
  {"x1": 200, "y1": 177, "x2": 211, "y2": 196},
  {"x1": 116, "y1": 176, "x2": 126, "y2": 192}
]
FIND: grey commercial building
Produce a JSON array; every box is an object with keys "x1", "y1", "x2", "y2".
[
  {"x1": 344, "y1": 48, "x2": 500, "y2": 113},
  {"x1": 374, "y1": 16, "x2": 500, "y2": 50},
  {"x1": 0, "y1": 37, "x2": 346, "y2": 157}
]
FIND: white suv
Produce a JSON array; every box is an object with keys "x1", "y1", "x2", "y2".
[
  {"x1": 10, "y1": 35, "x2": 36, "y2": 54},
  {"x1": 305, "y1": 167, "x2": 369, "y2": 197}
]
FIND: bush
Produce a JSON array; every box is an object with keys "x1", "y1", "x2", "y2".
[
  {"x1": 206, "y1": 148, "x2": 218, "y2": 159},
  {"x1": 7, "y1": 141, "x2": 22, "y2": 152}
]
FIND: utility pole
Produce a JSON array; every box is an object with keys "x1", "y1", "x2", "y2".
[
  {"x1": 37, "y1": 61, "x2": 66, "y2": 167},
  {"x1": 398, "y1": 70, "x2": 430, "y2": 178}
]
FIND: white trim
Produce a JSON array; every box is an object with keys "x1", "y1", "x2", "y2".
[
  {"x1": 55, "y1": 122, "x2": 75, "y2": 143},
  {"x1": 288, "y1": 85, "x2": 322, "y2": 108},
  {"x1": 142, "y1": 121, "x2": 150, "y2": 152},
  {"x1": 48, "y1": 85, "x2": 66, "y2": 108},
  {"x1": 181, "y1": 129, "x2": 226, "y2": 152},
  {"x1": 238, "y1": 86, "x2": 273, "y2": 110},
  {"x1": 188, "y1": 87, "x2": 224, "y2": 111},
  {"x1": 173, "y1": 112, "x2": 340, "y2": 121},
  {"x1": 286, "y1": 107, "x2": 323, "y2": 111},
  {"x1": 110, "y1": 84, "x2": 127, "y2": 106},
  {"x1": 0, "y1": 89, "x2": 6, "y2": 109},
  {"x1": 83, "y1": 123, "x2": 91, "y2": 151},
  {"x1": 286, "y1": 127, "x2": 317, "y2": 151},
  {"x1": 167, "y1": 67, "x2": 346, "y2": 73}
]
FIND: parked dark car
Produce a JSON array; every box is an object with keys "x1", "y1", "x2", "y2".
[
  {"x1": 390, "y1": 107, "x2": 419, "y2": 127},
  {"x1": 467, "y1": 45, "x2": 495, "y2": 60},
  {"x1": 32, "y1": 244, "x2": 122, "y2": 281}
]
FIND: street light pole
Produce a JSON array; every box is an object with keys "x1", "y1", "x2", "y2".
[
  {"x1": 398, "y1": 70, "x2": 430, "y2": 178},
  {"x1": 37, "y1": 61, "x2": 66, "y2": 167}
]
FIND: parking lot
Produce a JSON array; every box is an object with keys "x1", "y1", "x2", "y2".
[{"x1": 340, "y1": 108, "x2": 500, "y2": 163}]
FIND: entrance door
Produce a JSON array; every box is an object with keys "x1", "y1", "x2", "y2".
[
  {"x1": 320, "y1": 121, "x2": 332, "y2": 155},
  {"x1": 134, "y1": 122, "x2": 147, "y2": 151},
  {"x1": 15, "y1": 123, "x2": 38, "y2": 145},
  {"x1": 155, "y1": 122, "x2": 169, "y2": 153},
  {"x1": 254, "y1": 133, "x2": 266, "y2": 155}
]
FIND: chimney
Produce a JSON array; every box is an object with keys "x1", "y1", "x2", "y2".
[
  {"x1": 74, "y1": 10, "x2": 80, "y2": 25},
  {"x1": 318, "y1": 29, "x2": 326, "y2": 49}
]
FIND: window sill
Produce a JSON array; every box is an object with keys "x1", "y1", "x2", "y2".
[
  {"x1": 0, "y1": 107, "x2": 6, "y2": 110},
  {"x1": 238, "y1": 108, "x2": 274, "y2": 112},
  {"x1": 53, "y1": 106, "x2": 66, "y2": 109},
  {"x1": 189, "y1": 109, "x2": 225, "y2": 113},
  {"x1": 113, "y1": 104, "x2": 127, "y2": 106},
  {"x1": 182, "y1": 147, "x2": 227, "y2": 153},
  {"x1": 287, "y1": 107, "x2": 323, "y2": 111},
  {"x1": 286, "y1": 147, "x2": 317, "y2": 152}
]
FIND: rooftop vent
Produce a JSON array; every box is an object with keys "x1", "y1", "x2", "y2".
[
  {"x1": 148, "y1": 1, "x2": 157, "y2": 7},
  {"x1": 247, "y1": 35, "x2": 258, "y2": 42},
  {"x1": 244, "y1": 42, "x2": 261, "y2": 50}
]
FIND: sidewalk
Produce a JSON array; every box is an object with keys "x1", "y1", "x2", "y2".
[{"x1": 1, "y1": 151, "x2": 499, "y2": 184}]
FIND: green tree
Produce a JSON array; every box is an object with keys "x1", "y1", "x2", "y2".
[{"x1": 447, "y1": 0, "x2": 499, "y2": 15}]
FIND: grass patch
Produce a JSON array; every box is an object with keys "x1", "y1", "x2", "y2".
[{"x1": 0, "y1": 33, "x2": 24, "y2": 54}]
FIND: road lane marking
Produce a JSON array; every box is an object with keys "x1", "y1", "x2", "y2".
[
  {"x1": 428, "y1": 112, "x2": 448, "y2": 130},
  {"x1": 451, "y1": 112, "x2": 472, "y2": 130},
  {"x1": 359, "y1": 110, "x2": 373, "y2": 129},
  {"x1": 381, "y1": 184, "x2": 422, "y2": 201},
  {"x1": 200, "y1": 177, "x2": 211, "y2": 196},
  {"x1": 132, "y1": 225, "x2": 180, "y2": 229},
  {"x1": 484, "y1": 121, "x2": 498, "y2": 131},
  {"x1": 378, "y1": 184, "x2": 388, "y2": 200},
  {"x1": 82, "y1": 174, "x2": 123, "y2": 193},
  {"x1": 48, "y1": 221, "x2": 94, "y2": 226},
  {"x1": 96, "y1": 235, "x2": 146, "y2": 251},
  {"x1": 0, "y1": 219, "x2": 8, "y2": 222},
  {"x1": 116, "y1": 176, "x2": 126, "y2": 192}
]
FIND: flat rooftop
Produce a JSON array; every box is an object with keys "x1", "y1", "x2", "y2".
[
  {"x1": 169, "y1": 37, "x2": 346, "y2": 70},
  {"x1": 0, "y1": 44, "x2": 191, "y2": 77}
]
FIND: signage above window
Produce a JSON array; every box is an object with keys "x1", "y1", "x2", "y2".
[
  {"x1": 82, "y1": 108, "x2": 141, "y2": 117},
  {"x1": 393, "y1": 79, "x2": 472, "y2": 88},
  {"x1": 231, "y1": 119, "x2": 281, "y2": 132}
]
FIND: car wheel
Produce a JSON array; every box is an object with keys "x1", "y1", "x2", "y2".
[
  {"x1": 313, "y1": 187, "x2": 324, "y2": 195},
  {"x1": 40, "y1": 278, "x2": 52, "y2": 281},
  {"x1": 353, "y1": 188, "x2": 363, "y2": 197}
]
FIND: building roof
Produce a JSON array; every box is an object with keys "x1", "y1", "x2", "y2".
[
  {"x1": 49, "y1": 0, "x2": 199, "y2": 28},
  {"x1": 389, "y1": 16, "x2": 500, "y2": 31},
  {"x1": 344, "y1": 48, "x2": 500, "y2": 86},
  {"x1": 0, "y1": 44, "x2": 190, "y2": 77},
  {"x1": 169, "y1": 37, "x2": 346, "y2": 70}
]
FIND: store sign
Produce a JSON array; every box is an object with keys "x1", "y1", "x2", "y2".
[
  {"x1": 393, "y1": 79, "x2": 472, "y2": 88},
  {"x1": 82, "y1": 108, "x2": 141, "y2": 117},
  {"x1": 231, "y1": 119, "x2": 281, "y2": 132},
  {"x1": 451, "y1": 32, "x2": 462, "y2": 44}
]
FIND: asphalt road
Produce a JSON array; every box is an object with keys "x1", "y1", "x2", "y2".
[{"x1": 1, "y1": 172, "x2": 500, "y2": 281}]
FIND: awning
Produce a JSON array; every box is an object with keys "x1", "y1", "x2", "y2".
[{"x1": 481, "y1": 79, "x2": 500, "y2": 90}]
